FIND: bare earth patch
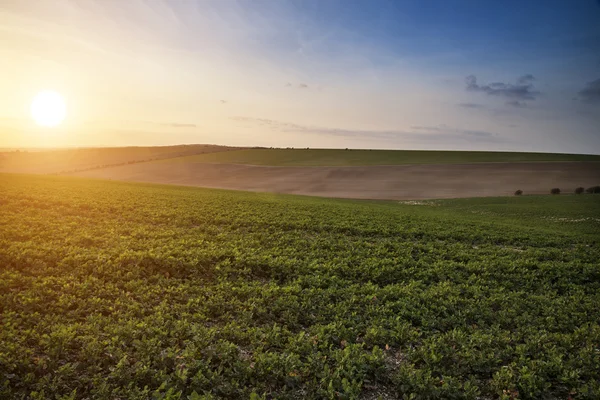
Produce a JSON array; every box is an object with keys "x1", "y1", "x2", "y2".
[
  {"x1": 65, "y1": 161, "x2": 600, "y2": 200},
  {"x1": 397, "y1": 200, "x2": 439, "y2": 206}
]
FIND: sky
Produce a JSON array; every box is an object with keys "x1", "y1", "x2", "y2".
[{"x1": 0, "y1": 0, "x2": 599, "y2": 153}]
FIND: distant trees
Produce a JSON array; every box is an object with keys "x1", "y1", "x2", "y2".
[
  {"x1": 586, "y1": 186, "x2": 600, "y2": 194},
  {"x1": 511, "y1": 186, "x2": 599, "y2": 196}
]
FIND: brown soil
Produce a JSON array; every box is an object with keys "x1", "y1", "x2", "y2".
[{"x1": 66, "y1": 161, "x2": 600, "y2": 200}]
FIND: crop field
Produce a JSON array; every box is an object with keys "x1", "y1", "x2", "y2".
[
  {"x1": 1, "y1": 173, "x2": 599, "y2": 399},
  {"x1": 0, "y1": 145, "x2": 238, "y2": 175},
  {"x1": 157, "y1": 148, "x2": 600, "y2": 166},
  {"x1": 68, "y1": 160, "x2": 600, "y2": 201}
]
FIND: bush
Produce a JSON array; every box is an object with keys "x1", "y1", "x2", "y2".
[
  {"x1": 575, "y1": 187, "x2": 585, "y2": 194},
  {"x1": 514, "y1": 190, "x2": 523, "y2": 196},
  {"x1": 550, "y1": 188, "x2": 561, "y2": 195},
  {"x1": 586, "y1": 186, "x2": 600, "y2": 194}
]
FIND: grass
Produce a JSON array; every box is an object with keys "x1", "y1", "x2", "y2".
[
  {"x1": 158, "y1": 148, "x2": 600, "y2": 166},
  {"x1": 1, "y1": 173, "x2": 599, "y2": 399}
]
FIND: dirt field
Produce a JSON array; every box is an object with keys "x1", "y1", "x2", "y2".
[
  {"x1": 155, "y1": 148, "x2": 600, "y2": 166},
  {"x1": 67, "y1": 161, "x2": 600, "y2": 199}
]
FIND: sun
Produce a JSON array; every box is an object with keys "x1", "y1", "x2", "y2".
[{"x1": 30, "y1": 90, "x2": 67, "y2": 127}]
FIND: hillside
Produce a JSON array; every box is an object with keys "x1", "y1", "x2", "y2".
[
  {"x1": 68, "y1": 160, "x2": 600, "y2": 200},
  {"x1": 0, "y1": 145, "x2": 239, "y2": 174},
  {"x1": 155, "y1": 148, "x2": 600, "y2": 166}
]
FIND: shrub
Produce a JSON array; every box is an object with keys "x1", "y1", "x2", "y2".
[
  {"x1": 586, "y1": 186, "x2": 600, "y2": 194},
  {"x1": 550, "y1": 188, "x2": 561, "y2": 195},
  {"x1": 575, "y1": 187, "x2": 584, "y2": 194},
  {"x1": 514, "y1": 190, "x2": 523, "y2": 196}
]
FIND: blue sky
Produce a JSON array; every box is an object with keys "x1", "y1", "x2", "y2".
[{"x1": 0, "y1": 0, "x2": 599, "y2": 153}]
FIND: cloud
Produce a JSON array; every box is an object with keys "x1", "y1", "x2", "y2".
[
  {"x1": 410, "y1": 125, "x2": 495, "y2": 138},
  {"x1": 231, "y1": 117, "x2": 309, "y2": 132},
  {"x1": 284, "y1": 82, "x2": 309, "y2": 89},
  {"x1": 517, "y1": 74, "x2": 535, "y2": 84},
  {"x1": 457, "y1": 102, "x2": 485, "y2": 109},
  {"x1": 465, "y1": 74, "x2": 539, "y2": 101},
  {"x1": 577, "y1": 79, "x2": 600, "y2": 104},
  {"x1": 505, "y1": 100, "x2": 527, "y2": 108},
  {"x1": 232, "y1": 117, "x2": 504, "y2": 143}
]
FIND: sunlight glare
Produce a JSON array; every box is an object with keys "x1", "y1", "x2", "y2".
[{"x1": 30, "y1": 90, "x2": 66, "y2": 127}]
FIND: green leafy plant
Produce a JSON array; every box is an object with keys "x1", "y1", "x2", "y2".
[{"x1": 0, "y1": 174, "x2": 599, "y2": 399}]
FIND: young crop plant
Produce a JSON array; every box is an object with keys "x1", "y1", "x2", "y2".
[{"x1": 1, "y1": 173, "x2": 599, "y2": 399}]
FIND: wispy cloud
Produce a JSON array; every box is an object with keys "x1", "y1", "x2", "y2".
[
  {"x1": 505, "y1": 100, "x2": 527, "y2": 108},
  {"x1": 285, "y1": 82, "x2": 309, "y2": 89},
  {"x1": 576, "y1": 79, "x2": 600, "y2": 104},
  {"x1": 457, "y1": 102, "x2": 485, "y2": 109},
  {"x1": 465, "y1": 74, "x2": 539, "y2": 102},
  {"x1": 232, "y1": 117, "x2": 504, "y2": 142},
  {"x1": 517, "y1": 74, "x2": 535, "y2": 84},
  {"x1": 410, "y1": 125, "x2": 496, "y2": 138}
]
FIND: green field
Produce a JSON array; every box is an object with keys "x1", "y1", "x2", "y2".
[
  {"x1": 1, "y1": 174, "x2": 600, "y2": 399},
  {"x1": 159, "y1": 148, "x2": 600, "y2": 166}
]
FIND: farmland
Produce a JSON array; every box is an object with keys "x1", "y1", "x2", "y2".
[
  {"x1": 154, "y1": 148, "x2": 600, "y2": 166},
  {"x1": 4, "y1": 147, "x2": 599, "y2": 200},
  {"x1": 0, "y1": 145, "x2": 238, "y2": 174},
  {"x1": 1, "y1": 173, "x2": 600, "y2": 399},
  {"x1": 69, "y1": 160, "x2": 600, "y2": 200}
]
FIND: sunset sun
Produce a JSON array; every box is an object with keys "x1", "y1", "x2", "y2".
[{"x1": 30, "y1": 90, "x2": 66, "y2": 127}]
